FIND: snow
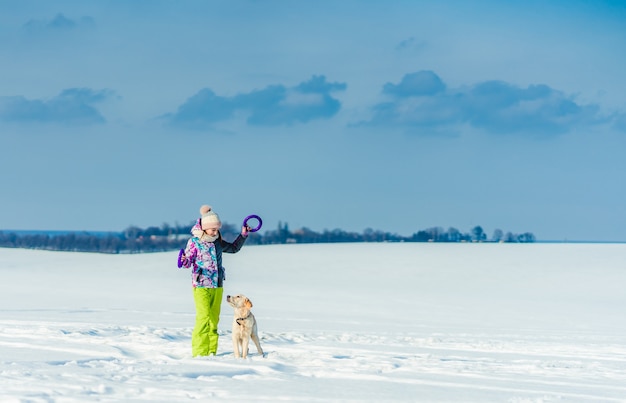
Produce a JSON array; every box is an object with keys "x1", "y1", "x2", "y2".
[{"x1": 1, "y1": 243, "x2": 626, "y2": 402}]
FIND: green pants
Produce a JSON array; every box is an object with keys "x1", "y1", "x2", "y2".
[{"x1": 192, "y1": 287, "x2": 223, "y2": 357}]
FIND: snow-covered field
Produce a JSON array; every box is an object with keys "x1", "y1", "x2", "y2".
[{"x1": 1, "y1": 243, "x2": 625, "y2": 402}]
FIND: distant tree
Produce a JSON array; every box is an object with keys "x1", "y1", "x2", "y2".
[
  {"x1": 124, "y1": 226, "x2": 141, "y2": 240},
  {"x1": 447, "y1": 227, "x2": 462, "y2": 242},
  {"x1": 518, "y1": 232, "x2": 536, "y2": 243},
  {"x1": 504, "y1": 232, "x2": 517, "y2": 242},
  {"x1": 426, "y1": 227, "x2": 445, "y2": 242},
  {"x1": 411, "y1": 230, "x2": 430, "y2": 242},
  {"x1": 363, "y1": 228, "x2": 386, "y2": 242},
  {"x1": 161, "y1": 222, "x2": 172, "y2": 236},
  {"x1": 492, "y1": 229, "x2": 504, "y2": 242},
  {"x1": 471, "y1": 226, "x2": 486, "y2": 242},
  {"x1": 143, "y1": 226, "x2": 161, "y2": 237},
  {"x1": 293, "y1": 227, "x2": 322, "y2": 243},
  {"x1": 277, "y1": 221, "x2": 290, "y2": 243}
]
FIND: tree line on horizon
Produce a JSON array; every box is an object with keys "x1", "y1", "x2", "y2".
[{"x1": 0, "y1": 221, "x2": 535, "y2": 254}]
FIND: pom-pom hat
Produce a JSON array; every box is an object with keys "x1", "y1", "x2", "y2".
[{"x1": 200, "y1": 205, "x2": 222, "y2": 230}]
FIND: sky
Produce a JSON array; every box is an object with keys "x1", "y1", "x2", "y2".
[{"x1": 1, "y1": 0, "x2": 625, "y2": 241}]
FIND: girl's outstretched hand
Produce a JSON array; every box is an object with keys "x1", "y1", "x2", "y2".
[{"x1": 241, "y1": 225, "x2": 251, "y2": 237}]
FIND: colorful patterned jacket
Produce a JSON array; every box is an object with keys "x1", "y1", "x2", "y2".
[{"x1": 179, "y1": 221, "x2": 248, "y2": 288}]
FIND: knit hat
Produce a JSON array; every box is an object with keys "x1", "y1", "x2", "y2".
[{"x1": 200, "y1": 205, "x2": 221, "y2": 230}]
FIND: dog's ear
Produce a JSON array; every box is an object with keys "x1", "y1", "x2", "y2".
[{"x1": 245, "y1": 298, "x2": 253, "y2": 309}]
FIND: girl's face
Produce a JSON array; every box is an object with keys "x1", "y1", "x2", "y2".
[{"x1": 204, "y1": 227, "x2": 219, "y2": 237}]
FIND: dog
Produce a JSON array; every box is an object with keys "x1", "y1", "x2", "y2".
[{"x1": 226, "y1": 294, "x2": 264, "y2": 358}]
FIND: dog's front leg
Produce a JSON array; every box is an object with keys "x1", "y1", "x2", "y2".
[{"x1": 241, "y1": 336, "x2": 250, "y2": 359}]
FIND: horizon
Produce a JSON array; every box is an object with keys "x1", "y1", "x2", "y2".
[
  {"x1": 2, "y1": 1, "x2": 625, "y2": 242},
  {"x1": 3, "y1": 228, "x2": 625, "y2": 244}
]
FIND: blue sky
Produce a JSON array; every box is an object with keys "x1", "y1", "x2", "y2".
[{"x1": 1, "y1": 0, "x2": 625, "y2": 241}]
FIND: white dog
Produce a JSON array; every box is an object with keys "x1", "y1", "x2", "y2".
[{"x1": 226, "y1": 294, "x2": 264, "y2": 358}]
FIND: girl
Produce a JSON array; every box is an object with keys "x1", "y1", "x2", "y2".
[{"x1": 179, "y1": 205, "x2": 249, "y2": 357}]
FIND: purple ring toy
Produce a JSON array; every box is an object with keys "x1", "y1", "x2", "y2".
[
  {"x1": 243, "y1": 214, "x2": 262, "y2": 232},
  {"x1": 177, "y1": 248, "x2": 185, "y2": 268}
]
